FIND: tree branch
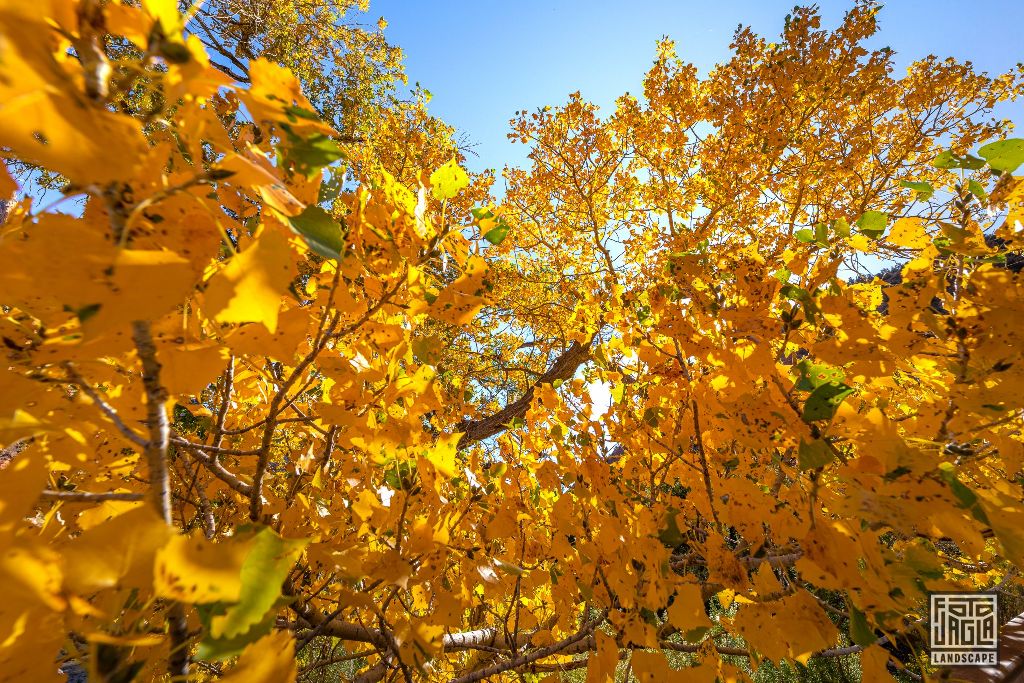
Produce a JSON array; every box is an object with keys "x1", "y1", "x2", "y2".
[
  {"x1": 250, "y1": 315, "x2": 338, "y2": 521},
  {"x1": 64, "y1": 364, "x2": 148, "y2": 449},
  {"x1": 211, "y1": 356, "x2": 234, "y2": 449},
  {"x1": 131, "y1": 321, "x2": 172, "y2": 523},
  {"x1": 450, "y1": 610, "x2": 607, "y2": 683},
  {"x1": 39, "y1": 490, "x2": 144, "y2": 503},
  {"x1": 131, "y1": 321, "x2": 189, "y2": 679},
  {"x1": 455, "y1": 338, "x2": 593, "y2": 450},
  {"x1": 691, "y1": 399, "x2": 722, "y2": 529},
  {"x1": 177, "y1": 442, "x2": 253, "y2": 496}
]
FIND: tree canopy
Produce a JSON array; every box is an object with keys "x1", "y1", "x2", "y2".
[{"x1": 1, "y1": 1, "x2": 1024, "y2": 681}]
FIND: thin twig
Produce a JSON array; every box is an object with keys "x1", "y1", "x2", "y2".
[{"x1": 63, "y1": 364, "x2": 148, "y2": 449}]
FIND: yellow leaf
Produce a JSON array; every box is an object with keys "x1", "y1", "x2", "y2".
[
  {"x1": 428, "y1": 255, "x2": 489, "y2": 325},
  {"x1": 0, "y1": 540, "x2": 67, "y2": 682},
  {"x1": 731, "y1": 592, "x2": 838, "y2": 663},
  {"x1": 218, "y1": 153, "x2": 305, "y2": 217},
  {"x1": 142, "y1": 0, "x2": 183, "y2": 35},
  {"x1": 396, "y1": 618, "x2": 445, "y2": 663},
  {"x1": 88, "y1": 632, "x2": 164, "y2": 647},
  {"x1": 978, "y1": 491, "x2": 1024, "y2": 570},
  {"x1": 0, "y1": 6, "x2": 149, "y2": 184},
  {"x1": 220, "y1": 630, "x2": 297, "y2": 682},
  {"x1": 586, "y1": 631, "x2": 619, "y2": 683},
  {"x1": 154, "y1": 533, "x2": 252, "y2": 604},
  {"x1": 0, "y1": 541, "x2": 65, "y2": 613},
  {"x1": 430, "y1": 159, "x2": 469, "y2": 201},
  {"x1": 351, "y1": 490, "x2": 378, "y2": 521},
  {"x1": 667, "y1": 584, "x2": 713, "y2": 633},
  {"x1": 424, "y1": 432, "x2": 460, "y2": 478},
  {"x1": 85, "y1": 249, "x2": 197, "y2": 335},
  {"x1": 158, "y1": 341, "x2": 228, "y2": 397},
  {"x1": 223, "y1": 306, "x2": 310, "y2": 362},
  {"x1": 205, "y1": 228, "x2": 294, "y2": 333},
  {"x1": 380, "y1": 169, "x2": 418, "y2": 215},
  {"x1": 63, "y1": 506, "x2": 172, "y2": 595},
  {"x1": 848, "y1": 234, "x2": 876, "y2": 253},
  {"x1": 76, "y1": 500, "x2": 143, "y2": 531},
  {"x1": 887, "y1": 217, "x2": 930, "y2": 250},
  {"x1": 860, "y1": 645, "x2": 896, "y2": 681},
  {"x1": 361, "y1": 322, "x2": 405, "y2": 346},
  {"x1": 241, "y1": 59, "x2": 335, "y2": 137},
  {"x1": 630, "y1": 651, "x2": 673, "y2": 681},
  {"x1": 105, "y1": 3, "x2": 151, "y2": 49}
]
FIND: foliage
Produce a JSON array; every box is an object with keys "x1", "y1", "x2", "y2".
[{"x1": 1, "y1": 1, "x2": 1023, "y2": 681}]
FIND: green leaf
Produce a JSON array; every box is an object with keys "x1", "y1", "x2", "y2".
[
  {"x1": 967, "y1": 179, "x2": 988, "y2": 201},
  {"x1": 848, "y1": 605, "x2": 876, "y2": 647},
  {"x1": 411, "y1": 335, "x2": 444, "y2": 366},
  {"x1": 779, "y1": 284, "x2": 807, "y2": 302},
  {"x1": 937, "y1": 462, "x2": 990, "y2": 524},
  {"x1": 483, "y1": 220, "x2": 511, "y2": 245},
  {"x1": 288, "y1": 206, "x2": 345, "y2": 260},
  {"x1": 793, "y1": 360, "x2": 844, "y2": 391},
  {"x1": 979, "y1": 139, "x2": 1024, "y2": 173},
  {"x1": 899, "y1": 180, "x2": 934, "y2": 201},
  {"x1": 209, "y1": 527, "x2": 308, "y2": 640},
  {"x1": 71, "y1": 303, "x2": 102, "y2": 323},
  {"x1": 158, "y1": 39, "x2": 192, "y2": 64},
  {"x1": 283, "y1": 104, "x2": 323, "y2": 122},
  {"x1": 657, "y1": 508, "x2": 685, "y2": 547},
  {"x1": 384, "y1": 460, "x2": 417, "y2": 490},
  {"x1": 195, "y1": 604, "x2": 278, "y2": 661},
  {"x1": 802, "y1": 382, "x2": 854, "y2": 422},
  {"x1": 280, "y1": 125, "x2": 345, "y2": 178},
  {"x1": 798, "y1": 439, "x2": 835, "y2": 470},
  {"x1": 832, "y1": 217, "x2": 851, "y2": 237},
  {"x1": 642, "y1": 406, "x2": 660, "y2": 428},
  {"x1": 795, "y1": 228, "x2": 815, "y2": 243},
  {"x1": 855, "y1": 211, "x2": 888, "y2": 239},
  {"x1": 814, "y1": 222, "x2": 828, "y2": 244},
  {"x1": 932, "y1": 150, "x2": 985, "y2": 170}
]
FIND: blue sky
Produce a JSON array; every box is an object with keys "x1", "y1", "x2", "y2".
[{"x1": 365, "y1": 1, "x2": 1024, "y2": 177}]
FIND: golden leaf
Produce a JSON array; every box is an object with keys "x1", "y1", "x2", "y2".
[
  {"x1": 220, "y1": 630, "x2": 297, "y2": 682},
  {"x1": 205, "y1": 228, "x2": 295, "y2": 333}
]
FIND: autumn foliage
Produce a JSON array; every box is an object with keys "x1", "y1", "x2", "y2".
[{"x1": 2, "y1": 1, "x2": 1024, "y2": 681}]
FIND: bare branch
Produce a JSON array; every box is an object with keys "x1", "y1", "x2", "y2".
[
  {"x1": 131, "y1": 321, "x2": 190, "y2": 679},
  {"x1": 691, "y1": 399, "x2": 722, "y2": 529},
  {"x1": 64, "y1": 364, "x2": 148, "y2": 449},
  {"x1": 450, "y1": 610, "x2": 607, "y2": 683},
  {"x1": 455, "y1": 337, "x2": 593, "y2": 450},
  {"x1": 211, "y1": 356, "x2": 234, "y2": 449},
  {"x1": 132, "y1": 322, "x2": 172, "y2": 521},
  {"x1": 40, "y1": 490, "x2": 144, "y2": 503},
  {"x1": 177, "y1": 442, "x2": 253, "y2": 496}
]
